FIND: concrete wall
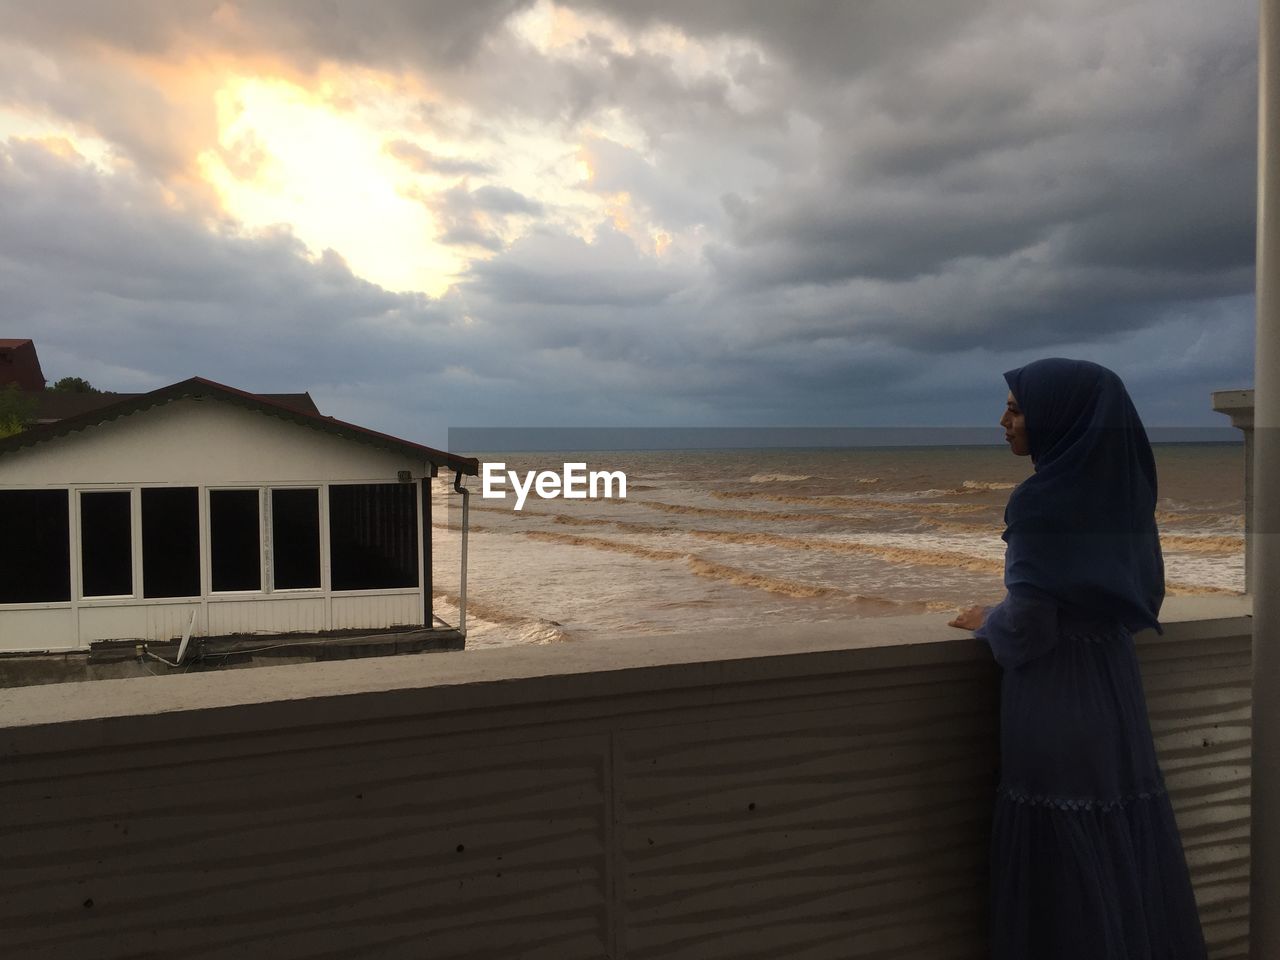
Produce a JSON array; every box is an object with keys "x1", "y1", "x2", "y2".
[{"x1": 0, "y1": 596, "x2": 1252, "y2": 959}]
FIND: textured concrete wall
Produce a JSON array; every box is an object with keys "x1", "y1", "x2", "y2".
[{"x1": 0, "y1": 596, "x2": 1252, "y2": 959}]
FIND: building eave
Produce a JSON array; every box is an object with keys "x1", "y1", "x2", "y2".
[{"x1": 0, "y1": 376, "x2": 479, "y2": 476}]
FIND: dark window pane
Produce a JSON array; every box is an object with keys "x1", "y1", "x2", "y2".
[
  {"x1": 271, "y1": 488, "x2": 320, "y2": 589},
  {"x1": 329, "y1": 483, "x2": 418, "y2": 590},
  {"x1": 142, "y1": 487, "x2": 200, "y2": 598},
  {"x1": 81, "y1": 491, "x2": 132, "y2": 597},
  {"x1": 0, "y1": 489, "x2": 70, "y2": 603},
  {"x1": 210, "y1": 489, "x2": 260, "y2": 592}
]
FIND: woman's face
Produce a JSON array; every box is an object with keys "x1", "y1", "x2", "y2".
[{"x1": 1000, "y1": 390, "x2": 1031, "y2": 457}]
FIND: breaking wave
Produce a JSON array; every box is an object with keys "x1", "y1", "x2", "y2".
[
  {"x1": 552, "y1": 514, "x2": 673, "y2": 534},
  {"x1": 681, "y1": 529, "x2": 1004, "y2": 574},
  {"x1": 432, "y1": 589, "x2": 572, "y2": 644},
  {"x1": 747, "y1": 473, "x2": 813, "y2": 483},
  {"x1": 508, "y1": 520, "x2": 1005, "y2": 578},
  {"x1": 711, "y1": 490, "x2": 988, "y2": 515},
  {"x1": 1165, "y1": 582, "x2": 1245, "y2": 597},
  {"x1": 1157, "y1": 509, "x2": 1245, "y2": 529},
  {"x1": 924, "y1": 516, "x2": 998, "y2": 534},
  {"x1": 1161, "y1": 534, "x2": 1246, "y2": 554},
  {"x1": 640, "y1": 499, "x2": 878, "y2": 526},
  {"x1": 519, "y1": 529, "x2": 839, "y2": 598},
  {"x1": 961, "y1": 479, "x2": 1018, "y2": 491}
]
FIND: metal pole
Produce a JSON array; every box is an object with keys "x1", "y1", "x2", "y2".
[
  {"x1": 453, "y1": 470, "x2": 470, "y2": 637},
  {"x1": 1251, "y1": 1, "x2": 1280, "y2": 955}
]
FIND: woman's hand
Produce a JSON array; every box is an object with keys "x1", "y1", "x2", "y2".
[{"x1": 948, "y1": 605, "x2": 988, "y2": 631}]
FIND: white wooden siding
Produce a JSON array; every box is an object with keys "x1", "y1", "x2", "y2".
[
  {"x1": 330, "y1": 591, "x2": 422, "y2": 630},
  {"x1": 206, "y1": 596, "x2": 327, "y2": 637}
]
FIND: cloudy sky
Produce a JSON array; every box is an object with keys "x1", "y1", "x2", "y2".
[{"x1": 0, "y1": 0, "x2": 1259, "y2": 443}]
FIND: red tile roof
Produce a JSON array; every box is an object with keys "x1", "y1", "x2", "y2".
[{"x1": 0, "y1": 339, "x2": 47, "y2": 391}]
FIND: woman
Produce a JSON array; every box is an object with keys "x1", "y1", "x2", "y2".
[{"x1": 949, "y1": 358, "x2": 1206, "y2": 960}]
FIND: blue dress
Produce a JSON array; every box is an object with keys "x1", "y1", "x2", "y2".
[{"x1": 979, "y1": 599, "x2": 1208, "y2": 960}]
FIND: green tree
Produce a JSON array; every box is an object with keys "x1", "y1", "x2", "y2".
[
  {"x1": 51, "y1": 376, "x2": 99, "y2": 393},
  {"x1": 0, "y1": 384, "x2": 36, "y2": 438}
]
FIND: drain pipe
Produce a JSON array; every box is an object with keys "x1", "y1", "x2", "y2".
[{"x1": 453, "y1": 468, "x2": 470, "y2": 637}]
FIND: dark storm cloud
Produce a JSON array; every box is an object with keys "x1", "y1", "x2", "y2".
[
  {"x1": 466, "y1": 225, "x2": 692, "y2": 307},
  {"x1": 230, "y1": 0, "x2": 534, "y2": 70},
  {"x1": 0, "y1": 141, "x2": 456, "y2": 388},
  {"x1": 0, "y1": 142, "x2": 722, "y2": 432},
  {"x1": 0, "y1": 137, "x2": 1251, "y2": 436},
  {"x1": 0, "y1": 0, "x2": 534, "y2": 68},
  {"x1": 418, "y1": 184, "x2": 544, "y2": 252},
  {"x1": 680, "y1": 0, "x2": 1259, "y2": 354},
  {"x1": 0, "y1": 0, "x2": 1259, "y2": 433},
  {"x1": 566, "y1": 0, "x2": 992, "y2": 79}
]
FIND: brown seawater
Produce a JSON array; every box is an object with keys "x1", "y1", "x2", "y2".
[{"x1": 429, "y1": 444, "x2": 1245, "y2": 648}]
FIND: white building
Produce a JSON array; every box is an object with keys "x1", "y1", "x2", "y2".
[{"x1": 0, "y1": 377, "x2": 478, "y2": 653}]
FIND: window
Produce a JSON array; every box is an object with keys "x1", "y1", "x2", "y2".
[
  {"x1": 210, "y1": 489, "x2": 261, "y2": 592},
  {"x1": 329, "y1": 483, "x2": 418, "y2": 590},
  {"x1": 142, "y1": 487, "x2": 200, "y2": 598},
  {"x1": 80, "y1": 491, "x2": 132, "y2": 597},
  {"x1": 0, "y1": 489, "x2": 70, "y2": 603},
  {"x1": 271, "y1": 488, "x2": 321, "y2": 589}
]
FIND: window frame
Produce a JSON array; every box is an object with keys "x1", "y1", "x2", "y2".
[
  {"x1": 139, "y1": 484, "x2": 204, "y2": 601},
  {"x1": 0, "y1": 486, "x2": 73, "y2": 607},
  {"x1": 206, "y1": 486, "x2": 267, "y2": 596},
  {"x1": 265, "y1": 485, "x2": 325, "y2": 594},
  {"x1": 76, "y1": 487, "x2": 137, "y2": 601},
  {"x1": 326, "y1": 480, "x2": 423, "y2": 593},
  {"x1": 0, "y1": 479, "x2": 426, "y2": 612}
]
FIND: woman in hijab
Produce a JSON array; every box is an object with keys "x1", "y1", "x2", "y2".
[{"x1": 949, "y1": 358, "x2": 1206, "y2": 960}]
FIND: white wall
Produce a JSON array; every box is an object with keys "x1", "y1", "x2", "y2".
[{"x1": 0, "y1": 398, "x2": 429, "y2": 485}]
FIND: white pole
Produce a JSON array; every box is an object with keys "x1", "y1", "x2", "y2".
[{"x1": 1252, "y1": 1, "x2": 1280, "y2": 956}]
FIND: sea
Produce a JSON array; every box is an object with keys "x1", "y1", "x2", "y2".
[{"x1": 427, "y1": 443, "x2": 1246, "y2": 649}]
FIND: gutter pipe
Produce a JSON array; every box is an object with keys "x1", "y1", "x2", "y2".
[{"x1": 453, "y1": 468, "x2": 470, "y2": 637}]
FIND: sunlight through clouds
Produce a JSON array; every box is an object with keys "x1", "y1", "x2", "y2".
[
  {"x1": 193, "y1": 66, "x2": 674, "y2": 297},
  {"x1": 160, "y1": 2, "x2": 724, "y2": 298},
  {"x1": 0, "y1": 0, "x2": 1257, "y2": 432},
  {"x1": 198, "y1": 76, "x2": 464, "y2": 296}
]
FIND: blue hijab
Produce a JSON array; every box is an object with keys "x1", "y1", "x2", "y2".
[{"x1": 978, "y1": 359, "x2": 1164, "y2": 665}]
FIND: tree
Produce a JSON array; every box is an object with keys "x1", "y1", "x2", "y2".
[
  {"x1": 51, "y1": 376, "x2": 99, "y2": 394},
  {"x1": 0, "y1": 384, "x2": 36, "y2": 438}
]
